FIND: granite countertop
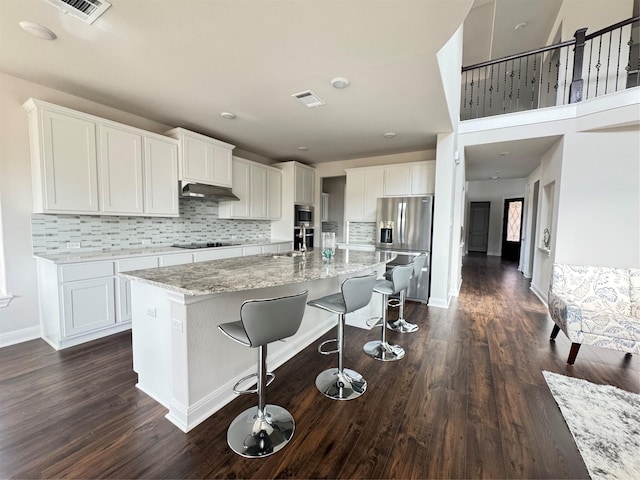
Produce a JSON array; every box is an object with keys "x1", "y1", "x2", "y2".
[
  {"x1": 34, "y1": 239, "x2": 292, "y2": 264},
  {"x1": 121, "y1": 249, "x2": 396, "y2": 296}
]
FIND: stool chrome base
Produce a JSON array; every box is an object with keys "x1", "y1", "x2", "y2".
[
  {"x1": 316, "y1": 367, "x2": 367, "y2": 400},
  {"x1": 227, "y1": 405, "x2": 295, "y2": 458},
  {"x1": 363, "y1": 340, "x2": 405, "y2": 361},
  {"x1": 387, "y1": 318, "x2": 419, "y2": 333}
]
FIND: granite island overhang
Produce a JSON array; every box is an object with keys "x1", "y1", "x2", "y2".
[{"x1": 121, "y1": 249, "x2": 395, "y2": 432}]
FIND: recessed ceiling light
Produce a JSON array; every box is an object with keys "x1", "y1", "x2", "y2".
[
  {"x1": 298, "y1": 146, "x2": 309, "y2": 151},
  {"x1": 220, "y1": 112, "x2": 236, "y2": 120},
  {"x1": 19, "y1": 21, "x2": 57, "y2": 40},
  {"x1": 383, "y1": 132, "x2": 396, "y2": 139},
  {"x1": 330, "y1": 77, "x2": 350, "y2": 89},
  {"x1": 515, "y1": 22, "x2": 528, "y2": 31}
]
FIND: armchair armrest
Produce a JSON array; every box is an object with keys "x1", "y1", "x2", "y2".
[{"x1": 548, "y1": 291, "x2": 583, "y2": 337}]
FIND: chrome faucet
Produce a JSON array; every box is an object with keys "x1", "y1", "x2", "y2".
[{"x1": 298, "y1": 224, "x2": 307, "y2": 252}]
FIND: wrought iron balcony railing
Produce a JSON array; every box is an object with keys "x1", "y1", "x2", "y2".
[{"x1": 460, "y1": 16, "x2": 639, "y2": 121}]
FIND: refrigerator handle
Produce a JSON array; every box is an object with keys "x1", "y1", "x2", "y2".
[{"x1": 399, "y1": 200, "x2": 406, "y2": 245}]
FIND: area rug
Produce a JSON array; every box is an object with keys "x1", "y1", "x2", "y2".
[{"x1": 542, "y1": 371, "x2": 640, "y2": 480}]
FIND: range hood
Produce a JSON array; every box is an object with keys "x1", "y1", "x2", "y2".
[{"x1": 179, "y1": 181, "x2": 240, "y2": 201}]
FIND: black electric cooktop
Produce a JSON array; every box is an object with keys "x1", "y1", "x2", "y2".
[{"x1": 172, "y1": 242, "x2": 240, "y2": 249}]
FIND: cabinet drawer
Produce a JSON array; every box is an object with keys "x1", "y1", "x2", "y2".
[
  {"x1": 262, "y1": 244, "x2": 279, "y2": 254},
  {"x1": 160, "y1": 253, "x2": 193, "y2": 267},
  {"x1": 194, "y1": 247, "x2": 243, "y2": 262},
  {"x1": 243, "y1": 246, "x2": 263, "y2": 256},
  {"x1": 60, "y1": 261, "x2": 114, "y2": 282},
  {"x1": 116, "y1": 256, "x2": 159, "y2": 273}
]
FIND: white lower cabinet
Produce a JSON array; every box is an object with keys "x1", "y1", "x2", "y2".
[
  {"x1": 116, "y1": 256, "x2": 160, "y2": 323},
  {"x1": 62, "y1": 277, "x2": 116, "y2": 336},
  {"x1": 36, "y1": 242, "x2": 293, "y2": 349}
]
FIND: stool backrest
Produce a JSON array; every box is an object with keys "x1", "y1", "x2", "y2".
[
  {"x1": 341, "y1": 272, "x2": 378, "y2": 313},
  {"x1": 240, "y1": 290, "x2": 308, "y2": 347},
  {"x1": 390, "y1": 264, "x2": 414, "y2": 293},
  {"x1": 412, "y1": 254, "x2": 427, "y2": 276}
]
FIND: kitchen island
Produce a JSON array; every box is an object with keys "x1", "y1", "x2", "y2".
[{"x1": 121, "y1": 249, "x2": 394, "y2": 432}]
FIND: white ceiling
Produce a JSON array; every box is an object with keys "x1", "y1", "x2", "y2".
[
  {"x1": 464, "y1": 136, "x2": 562, "y2": 181},
  {"x1": 0, "y1": 0, "x2": 473, "y2": 163},
  {"x1": 1, "y1": 0, "x2": 565, "y2": 177}
]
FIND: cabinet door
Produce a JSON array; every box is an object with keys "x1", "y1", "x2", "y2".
[
  {"x1": 267, "y1": 168, "x2": 282, "y2": 219},
  {"x1": 250, "y1": 165, "x2": 268, "y2": 218},
  {"x1": 182, "y1": 135, "x2": 212, "y2": 183},
  {"x1": 231, "y1": 161, "x2": 251, "y2": 217},
  {"x1": 363, "y1": 170, "x2": 384, "y2": 220},
  {"x1": 62, "y1": 277, "x2": 116, "y2": 336},
  {"x1": 116, "y1": 256, "x2": 159, "y2": 323},
  {"x1": 410, "y1": 162, "x2": 435, "y2": 195},
  {"x1": 345, "y1": 171, "x2": 365, "y2": 221},
  {"x1": 144, "y1": 137, "x2": 179, "y2": 216},
  {"x1": 99, "y1": 125, "x2": 144, "y2": 214},
  {"x1": 384, "y1": 165, "x2": 411, "y2": 196},
  {"x1": 211, "y1": 144, "x2": 233, "y2": 187},
  {"x1": 41, "y1": 110, "x2": 99, "y2": 212},
  {"x1": 303, "y1": 168, "x2": 315, "y2": 205}
]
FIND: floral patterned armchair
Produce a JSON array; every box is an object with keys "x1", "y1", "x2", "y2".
[{"x1": 548, "y1": 264, "x2": 640, "y2": 364}]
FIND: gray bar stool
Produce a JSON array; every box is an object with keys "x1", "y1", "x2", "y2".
[
  {"x1": 387, "y1": 253, "x2": 427, "y2": 333},
  {"x1": 363, "y1": 264, "x2": 414, "y2": 361},
  {"x1": 307, "y1": 272, "x2": 377, "y2": 400},
  {"x1": 218, "y1": 290, "x2": 308, "y2": 458}
]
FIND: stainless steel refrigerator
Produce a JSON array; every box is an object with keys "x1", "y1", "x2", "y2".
[{"x1": 375, "y1": 196, "x2": 434, "y2": 303}]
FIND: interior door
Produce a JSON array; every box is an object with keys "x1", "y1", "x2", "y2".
[
  {"x1": 468, "y1": 201, "x2": 490, "y2": 253},
  {"x1": 502, "y1": 197, "x2": 524, "y2": 261}
]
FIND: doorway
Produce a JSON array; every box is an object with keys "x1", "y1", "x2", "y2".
[
  {"x1": 468, "y1": 201, "x2": 490, "y2": 253},
  {"x1": 502, "y1": 197, "x2": 524, "y2": 262}
]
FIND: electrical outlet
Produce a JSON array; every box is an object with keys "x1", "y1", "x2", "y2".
[
  {"x1": 146, "y1": 307, "x2": 157, "y2": 318},
  {"x1": 171, "y1": 318, "x2": 183, "y2": 332},
  {"x1": 67, "y1": 241, "x2": 81, "y2": 249},
  {"x1": 142, "y1": 238, "x2": 152, "y2": 245}
]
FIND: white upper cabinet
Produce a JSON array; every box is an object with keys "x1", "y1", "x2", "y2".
[
  {"x1": 383, "y1": 161, "x2": 436, "y2": 196},
  {"x1": 250, "y1": 164, "x2": 268, "y2": 218},
  {"x1": 219, "y1": 157, "x2": 282, "y2": 220},
  {"x1": 24, "y1": 99, "x2": 179, "y2": 217},
  {"x1": 98, "y1": 125, "x2": 144, "y2": 214},
  {"x1": 294, "y1": 163, "x2": 315, "y2": 205},
  {"x1": 409, "y1": 162, "x2": 435, "y2": 195},
  {"x1": 383, "y1": 165, "x2": 412, "y2": 197},
  {"x1": 26, "y1": 102, "x2": 99, "y2": 213},
  {"x1": 345, "y1": 168, "x2": 384, "y2": 221},
  {"x1": 144, "y1": 137, "x2": 179, "y2": 216},
  {"x1": 166, "y1": 127, "x2": 234, "y2": 187},
  {"x1": 267, "y1": 168, "x2": 282, "y2": 219}
]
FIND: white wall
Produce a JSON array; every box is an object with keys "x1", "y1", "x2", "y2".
[
  {"x1": 466, "y1": 178, "x2": 528, "y2": 256},
  {"x1": 529, "y1": 139, "x2": 564, "y2": 301},
  {"x1": 555, "y1": 127, "x2": 640, "y2": 267}
]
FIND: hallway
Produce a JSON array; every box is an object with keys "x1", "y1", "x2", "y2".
[{"x1": 1, "y1": 255, "x2": 637, "y2": 478}]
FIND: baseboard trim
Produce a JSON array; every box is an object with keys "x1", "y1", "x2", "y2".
[
  {"x1": 0, "y1": 326, "x2": 40, "y2": 348},
  {"x1": 530, "y1": 283, "x2": 548, "y2": 307}
]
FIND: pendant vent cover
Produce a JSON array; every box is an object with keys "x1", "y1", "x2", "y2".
[{"x1": 44, "y1": 0, "x2": 112, "y2": 24}]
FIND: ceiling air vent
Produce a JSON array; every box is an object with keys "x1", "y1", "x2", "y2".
[
  {"x1": 292, "y1": 90, "x2": 326, "y2": 108},
  {"x1": 44, "y1": 0, "x2": 112, "y2": 24}
]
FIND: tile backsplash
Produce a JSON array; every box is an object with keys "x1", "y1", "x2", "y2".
[
  {"x1": 347, "y1": 222, "x2": 376, "y2": 244},
  {"x1": 32, "y1": 199, "x2": 271, "y2": 255}
]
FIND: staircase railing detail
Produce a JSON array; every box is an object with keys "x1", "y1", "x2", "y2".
[{"x1": 461, "y1": 16, "x2": 639, "y2": 121}]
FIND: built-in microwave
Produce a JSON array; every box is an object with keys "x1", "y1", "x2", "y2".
[{"x1": 294, "y1": 204, "x2": 313, "y2": 227}]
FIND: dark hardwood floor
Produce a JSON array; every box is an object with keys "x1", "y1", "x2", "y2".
[{"x1": 1, "y1": 255, "x2": 638, "y2": 479}]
